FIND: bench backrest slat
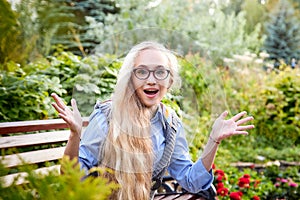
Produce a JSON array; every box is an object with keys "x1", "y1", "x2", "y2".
[
  {"x1": 0, "y1": 130, "x2": 70, "y2": 149},
  {"x1": 3, "y1": 147, "x2": 65, "y2": 168},
  {"x1": 0, "y1": 117, "x2": 89, "y2": 134}
]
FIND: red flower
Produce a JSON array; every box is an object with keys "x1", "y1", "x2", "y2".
[
  {"x1": 217, "y1": 182, "x2": 224, "y2": 189},
  {"x1": 215, "y1": 169, "x2": 226, "y2": 182},
  {"x1": 229, "y1": 191, "x2": 243, "y2": 200},
  {"x1": 238, "y1": 177, "x2": 250, "y2": 188},
  {"x1": 217, "y1": 187, "x2": 229, "y2": 196},
  {"x1": 216, "y1": 175, "x2": 225, "y2": 182},
  {"x1": 212, "y1": 163, "x2": 216, "y2": 169},
  {"x1": 215, "y1": 169, "x2": 225, "y2": 176},
  {"x1": 252, "y1": 195, "x2": 260, "y2": 200},
  {"x1": 243, "y1": 174, "x2": 251, "y2": 179}
]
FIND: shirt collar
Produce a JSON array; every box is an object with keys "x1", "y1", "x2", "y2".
[{"x1": 151, "y1": 103, "x2": 172, "y2": 130}]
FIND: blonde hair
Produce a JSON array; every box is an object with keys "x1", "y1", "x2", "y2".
[{"x1": 100, "y1": 41, "x2": 180, "y2": 200}]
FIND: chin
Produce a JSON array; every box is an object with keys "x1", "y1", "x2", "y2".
[{"x1": 143, "y1": 101, "x2": 160, "y2": 108}]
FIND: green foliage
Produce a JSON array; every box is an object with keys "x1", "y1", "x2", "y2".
[
  {"x1": 0, "y1": 157, "x2": 118, "y2": 200},
  {"x1": 43, "y1": 51, "x2": 84, "y2": 103},
  {"x1": 90, "y1": 0, "x2": 264, "y2": 65},
  {"x1": 0, "y1": 51, "x2": 118, "y2": 121},
  {"x1": 71, "y1": 54, "x2": 120, "y2": 116},
  {"x1": 241, "y1": 0, "x2": 267, "y2": 34},
  {"x1": 43, "y1": 51, "x2": 119, "y2": 117},
  {"x1": 254, "y1": 68, "x2": 300, "y2": 149},
  {"x1": 0, "y1": 0, "x2": 26, "y2": 68},
  {"x1": 263, "y1": 0, "x2": 300, "y2": 64},
  {"x1": 214, "y1": 54, "x2": 300, "y2": 163},
  {"x1": 177, "y1": 55, "x2": 224, "y2": 160},
  {"x1": 33, "y1": 0, "x2": 119, "y2": 56},
  {"x1": 0, "y1": 66, "x2": 65, "y2": 122}
]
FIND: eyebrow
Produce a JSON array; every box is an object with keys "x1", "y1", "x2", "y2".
[{"x1": 135, "y1": 64, "x2": 166, "y2": 69}]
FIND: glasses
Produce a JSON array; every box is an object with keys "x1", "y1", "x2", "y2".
[{"x1": 133, "y1": 68, "x2": 170, "y2": 80}]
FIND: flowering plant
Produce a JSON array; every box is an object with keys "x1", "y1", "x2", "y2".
[{"x1": 212, "y1": 164, "x2": 299, "y2": 200}]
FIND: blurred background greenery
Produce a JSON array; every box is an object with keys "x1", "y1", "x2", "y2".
[{"x1": 0, "y1": 0, "x2": 299, "y2": 167}]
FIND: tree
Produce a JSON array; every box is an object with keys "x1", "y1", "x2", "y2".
[
  {"x1": 35, "y1": 0, "x2": 119, "y2": 56},
  {"x1": 263, "y1": 0, "x2": 300, "y2": 65},
  {"x1": 91, "y1": 0, "x2": 264, "y2": 66},
  {"x1": 241, "y1": 0, "x2": 267, "y2": 34},
  {"x1": 0, "y1": 0, "x2": 27, "y2": 69}
]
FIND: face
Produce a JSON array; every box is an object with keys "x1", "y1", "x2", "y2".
[{"x1": 132, "y1": 49, "x2": 172, "y2": 108}]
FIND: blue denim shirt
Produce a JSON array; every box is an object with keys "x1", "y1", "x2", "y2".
[{"x1": 78, "y1": 104, "x2": 213, "y2": 193}]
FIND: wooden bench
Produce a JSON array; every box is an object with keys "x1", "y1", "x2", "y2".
[
  {"x1": 0, "y1": 119, "x2": 213, "y2": 200},
  {"x1": 0, "y1": 118, "x2": 89, "y2": 187}
]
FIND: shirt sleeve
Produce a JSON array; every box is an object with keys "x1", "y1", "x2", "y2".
[
  {"x1": 167, "y1": 122, "x2": 214, "y2": 193},
  {"x1": 78, "y1": 108, "x2": 109, "y2": 173}
]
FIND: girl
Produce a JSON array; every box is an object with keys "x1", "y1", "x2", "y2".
[{"x1": 51, "y1": 41, "x2": 254, "y2": 200}]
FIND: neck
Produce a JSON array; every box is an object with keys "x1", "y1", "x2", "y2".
[{"x1": 148, "y1": 104, "x2": 159, "y2": 117}]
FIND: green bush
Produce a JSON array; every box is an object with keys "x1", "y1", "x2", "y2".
[
  {"x1": 0, "y1": 51, "x2": 119, "y2": 121},
  {"x1": 0, "y1": 157, "x2": 118, "y2": 200},
  {"x1": 0, "y1": 65, "x2": 65, "y2": 122},
  {"x1": 71, "y1": 54, "x2": 120, "y2": 116},
  {"x1": 255, "y1": 68, "x2": 300, "y2": 148},
  {"x1": 224, "y1": 66, "x2": 300, "y2": 150},
  {"x1": 214, "y1": 56, "x2": 300, "y2": 163}
]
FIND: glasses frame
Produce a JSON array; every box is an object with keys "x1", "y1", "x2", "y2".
[{"x1": 132, "y1": 68, "x2": 170, "y2": 80}]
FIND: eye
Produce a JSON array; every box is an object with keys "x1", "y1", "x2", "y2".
[
  {"x1": 136, "y1": 68, "x2": 148, "y2": 75},
  {"x1": 156, "y1": 69, "x2": 166, "y2": 75}
]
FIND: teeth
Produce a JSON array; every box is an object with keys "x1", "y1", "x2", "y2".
[{"x1": 145, "y1": 89, "x2": 158, "y2": 91}]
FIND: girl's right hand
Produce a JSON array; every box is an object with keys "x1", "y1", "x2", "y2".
[{"x1": 51, "y1": 93, "x2": 83, "y2": 139}]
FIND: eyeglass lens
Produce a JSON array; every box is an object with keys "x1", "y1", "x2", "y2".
[{"x1": 134, "y1": 68, "x2": 169, "y2": 80}]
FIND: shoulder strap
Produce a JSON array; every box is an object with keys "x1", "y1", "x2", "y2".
[
  {"x1": 94, "y1": 100, "x2": 112, "y2": 121},
  {"x1": 151, "y1": 104, "x2": 179, "y2": 191}
]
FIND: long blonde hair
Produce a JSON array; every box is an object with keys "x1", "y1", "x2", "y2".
[{"x1": 100, "y1": 41, "x2": 180, "y2": 200}]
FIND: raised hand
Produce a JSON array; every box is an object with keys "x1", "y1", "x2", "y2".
[
  {"x1": 210, "y1": 111, "x2": 254, "y2": 143},
  {"x1": 51, "y1": 93, "x2": 83, "y2": 139}
]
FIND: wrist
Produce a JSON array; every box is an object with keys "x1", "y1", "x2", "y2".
[
  {"x1": 69, "y1": 130, "x2": 81, "y2": 141},
  {"x1": 209, "y1": 135, "x2": 220, "y2": 144}
]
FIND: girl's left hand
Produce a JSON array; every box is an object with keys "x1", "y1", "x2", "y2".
[{"x1": 210, "y1": 111, "x2": 255, "y2": 143}]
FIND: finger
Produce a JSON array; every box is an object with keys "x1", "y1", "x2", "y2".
[
  {"x1": 236, "y1": 125, "x2": 255, "y2": 131},
  {"x1": 236, "y1": 116, "x2": 254, "y2": 125},
  {"x1": 231, "y1": 111, "x2": 247, "y2": 121},
  {"x1": 51, "y1": 93, "x2": 66, "y2": 110},
  {"x1": 58, "y1": 113, "x2": 71, "y2": 124},
  {"x1": 51, "y1": 102, "x2": 65, "y2": 114},
  {"x1": 231, "y1": 131, "x2": 249, "y2": 136},
  {"x1": 71, "y1": 99, "x2": 79, "y2": 112},
  {"x1": 220, "y1": 131, "x2": 248, "y2": 140}
]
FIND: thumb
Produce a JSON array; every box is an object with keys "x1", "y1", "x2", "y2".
[
  {"x1": 71, "y1": 98, "x2": 79, "y2": 112},
  {"x1": 220, "y1": 111, "x2": 228, "y2": 119}
]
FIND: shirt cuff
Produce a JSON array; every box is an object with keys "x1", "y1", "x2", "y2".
[{"x1": 189, "y1": 158, "x2": 214, "y2": 192}]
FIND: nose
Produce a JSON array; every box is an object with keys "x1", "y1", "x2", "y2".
[{"x1": 146, "y1": 72, "x2": 157, "y2": 84}]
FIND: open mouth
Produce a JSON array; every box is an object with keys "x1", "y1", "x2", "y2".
[{"x1": 144, "y1": 89, "x2": 159, "y2": 95}]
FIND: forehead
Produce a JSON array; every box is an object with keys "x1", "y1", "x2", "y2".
[{"x1": 134, "y1": 49, "x2": 169, "y2": 67}]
